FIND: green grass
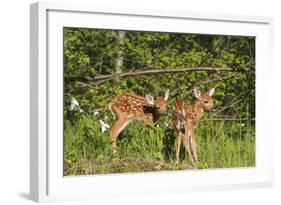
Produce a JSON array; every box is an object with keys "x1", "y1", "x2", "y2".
[{"x1": 64, "y1": 115, "x2": 255, "y2": 176}]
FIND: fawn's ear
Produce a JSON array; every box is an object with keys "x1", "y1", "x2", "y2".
[
  {"x1": 145, "y1": 94, "x2": 155, "y2": 105},
  {"x1": 164, "y1": 89, "x2": 170, "y2": 101},
  {"x1": 209, "y1": 88, "x2": 215, "y2": 97},
  {"x1": 193, "y1": 88, "x2": 201, "y2": 99}
]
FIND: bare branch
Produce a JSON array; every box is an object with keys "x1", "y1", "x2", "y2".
[
  {"x1": 214, "y1": 89, "x2": 255, "y2": 114},
  {"x1": 67, "y1": 66, "x2": 253, "y2": 85},
  {"x1": 168, "y1": 75, "x2": 235, "y2": 98},
  {"x1": 93, "y1": 67, "x2": 252, "y2": 81},
  {"x1": 195, "y1": 75, "x2": 235, "y2": 86},
  {"x1": 74, "y1": 81, "x2": 98, "y2": 89}
]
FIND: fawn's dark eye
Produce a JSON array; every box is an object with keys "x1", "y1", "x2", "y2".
[{"x1": 204, "y1": 100, "x2": 208, "y2": 104}]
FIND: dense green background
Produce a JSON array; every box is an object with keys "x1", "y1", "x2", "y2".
[{"x1": 63, "y1": 28, "x2": 255, "y2": 175}]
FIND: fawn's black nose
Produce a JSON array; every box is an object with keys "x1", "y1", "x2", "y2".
[
  {"x1": 211, "y1": 105, "x2": 217, "y2": 111},
  {"x1": 162, "y1": 111, "x2": 168, "y2": 116}
]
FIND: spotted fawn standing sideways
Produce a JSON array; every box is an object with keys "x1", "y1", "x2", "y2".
[
  {"x1": 172, "y1": 88, "x2": 216, "y2": 165},
  {"x1": 108, "y1": 90, "x2": 169, "y2": 154}
]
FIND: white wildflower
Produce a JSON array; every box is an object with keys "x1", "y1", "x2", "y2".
[
  {"x1": 94, "y1": 111, "x2": 99, "y2": 116},
  {"x1": 164, "y1": 122, "x2": 169, "y2": 127},
  {"x1": 99, "y1": 120, "x2": 110, "y2": 133},
  {"x1": 240, "y1": 123, "x2": 245, "y2": 127},
  {"x1": 156, "y1": 124, "x2": 159, "y2": 128},
  {"x1": 70, "y1": 97, "x2": 79, "y2": 110},
  {"x1": 70, "y1": 97, "x2": 83, "y2": 112}
]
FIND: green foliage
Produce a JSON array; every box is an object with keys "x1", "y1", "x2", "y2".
[{"x1": 63, "y1": 28, "x2": 255, "y2": 175}]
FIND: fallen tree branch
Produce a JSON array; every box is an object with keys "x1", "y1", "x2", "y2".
[
  {"x1": 94, "y1": 67, "x2": 252, "y2": 80},
  {"x1": 75, "y1": 74, "x2": 237, "y2": 91},
  {"x1": 67, "y1": 66, "x2": 253, "y2": 85}
]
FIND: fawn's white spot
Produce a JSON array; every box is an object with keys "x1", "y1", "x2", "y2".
[
  {"x1": 190, "y1": 134, "x2": 193, "y2": 145},
  {"x1": 182, "y1": 108, "x2": 186, "y2": 117}
]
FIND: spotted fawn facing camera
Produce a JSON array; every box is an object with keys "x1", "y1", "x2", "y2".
[
  {"x1": 172, "y1": 88, "x2": 216, "y2": 166},
  {"x1": 109, "y1": 90, "x2": 169, "y2": 154}
]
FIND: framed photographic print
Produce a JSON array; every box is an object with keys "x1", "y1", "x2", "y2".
[{"x1": 30, "y1": 2, "x2": 274, "y2": 202}]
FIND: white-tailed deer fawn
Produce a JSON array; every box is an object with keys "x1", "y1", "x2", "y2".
[
  {"x1": 109, "y1": 90, "x2": 169, "y2": 154},
  {"x1": 172, "y1": 88, "x2": 216, "y2": 166}
]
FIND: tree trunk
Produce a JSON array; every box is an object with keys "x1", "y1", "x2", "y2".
[{"x1": 116, "y1": 31, "x2": 126, "y2": 73}]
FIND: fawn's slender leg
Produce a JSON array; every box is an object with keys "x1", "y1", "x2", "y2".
[
  {"x1": 190, "y1": 128, "x2": 198, "y2": 163},
  {"x1": 183, "y1": 128, "x2": 193, "y2": 164},
  {"x1": 175, "y1": 130, "x2": 182, "y2": 164},
  {"x1": 109, "y1": 117, "x2": 131, "y2": 154}
]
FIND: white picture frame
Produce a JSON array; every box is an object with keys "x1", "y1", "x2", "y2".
[{"x1": 30, "y1": 2, "x2": 274, "y2": 202}]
